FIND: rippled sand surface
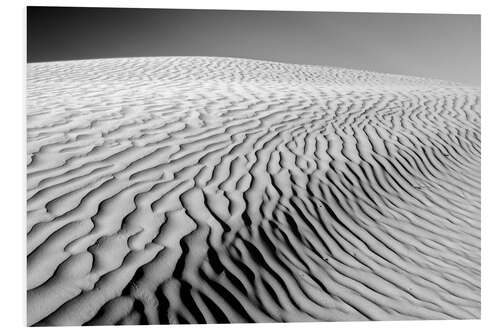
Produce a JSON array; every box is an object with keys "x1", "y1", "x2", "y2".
[{"x1": 26, "y1": 57, "x2": 480, "y2": 325}]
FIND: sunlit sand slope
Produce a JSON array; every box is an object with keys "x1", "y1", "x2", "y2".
[{"x1": 26, "y1": 57, "x2": 480, "y2": 325}]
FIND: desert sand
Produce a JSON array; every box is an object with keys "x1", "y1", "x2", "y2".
[{"x1": 26, "y1": 57, "x2": 480, "y2": 325}]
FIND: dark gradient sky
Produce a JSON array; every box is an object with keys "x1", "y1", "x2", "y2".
[{"x1": 27, "y1": 7, "x2": 480, "y2": 85}]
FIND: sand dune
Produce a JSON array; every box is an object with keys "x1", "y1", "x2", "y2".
[{"x1": 26, "y1": 57, "x2": 480, "y2": 325}]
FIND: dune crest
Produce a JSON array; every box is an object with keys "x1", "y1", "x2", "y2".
[{"x1": 27, "y1": 57, "x2": 480, "y2": 325}]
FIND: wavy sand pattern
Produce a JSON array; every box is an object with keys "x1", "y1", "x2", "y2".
[{"x1": 26, "y1": 57, "x2": 480, "y2": 325}]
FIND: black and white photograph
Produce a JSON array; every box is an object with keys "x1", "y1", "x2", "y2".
[{"x1": 22, "y1": 3, "x2": 484, "y2": 328}]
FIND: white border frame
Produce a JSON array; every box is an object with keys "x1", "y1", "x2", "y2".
[{"x1": 2, "y1": 1, "x2": 497, "y2": 332}]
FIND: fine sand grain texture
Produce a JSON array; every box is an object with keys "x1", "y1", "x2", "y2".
[{"x1": 26, "y1": 57, "x2": 480, "y2": 325}]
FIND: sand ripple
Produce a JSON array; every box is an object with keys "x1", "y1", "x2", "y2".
[{"x1": 26, "y1": 57, "x2": 480, "y2": 325}]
